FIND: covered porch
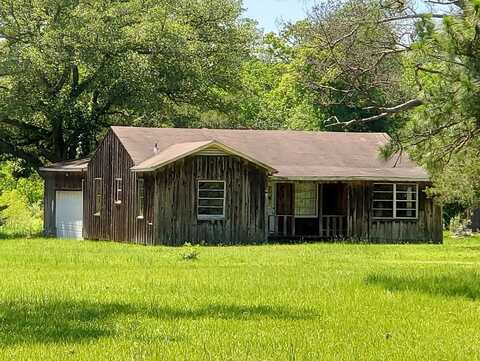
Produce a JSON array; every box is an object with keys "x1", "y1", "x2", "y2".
[{"x1": 267, "y1": 182, "x2": 349, "y2": 240}]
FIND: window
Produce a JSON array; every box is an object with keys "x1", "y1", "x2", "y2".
[
  {"x1": 373, "y1": 183, "x2": 418, "y2": 219},
  {"x1": 94, "y1": 178, "x2": 102, "y2": 216},
  {"x1": 137, "y1": 178, "x2": 144, "y2": 219},
  {"x1": 197, "y1": 180, "x2": 225, "y2": 220},
  {"x1": 114, "y1": 178, "x2": 122, "y2": 204},
  {"x1": 294, "y1": 183, "x2": 317, "y2": 217}
]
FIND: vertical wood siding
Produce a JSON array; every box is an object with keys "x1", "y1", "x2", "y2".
[
  {"x1": 347, "y1": 181, "x2": 442, "y2": 243},
  {"x1": 153, "y1": 155, "x2": 267, "y2": 245},
  {"x1": 43, "y1": 175, "x2": 56, "y2": 236},
  {"x1": 83, "y1": 130, "x2": 152, "y2": 243}
]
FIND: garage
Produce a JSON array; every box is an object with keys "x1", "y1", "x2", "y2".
[
  {"x1": 39, "y1": 158, "x2": 88, "y2": 238},
  {"x1": 55, "y1": 190, "x2": 83, "y2": 239}
]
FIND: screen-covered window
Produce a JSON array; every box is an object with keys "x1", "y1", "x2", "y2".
[
  {"x1": 295, "y1": 183, "x2": 317, "y2": 217},
  {"x1": 94, "y1": 178, "x2": 102, "y2": 216},
  {"x1": 197, "y1": 180, "x2": 225, "y2": 220},
  {"x1": 114, "y1": 178, "x2": 122, "y2": 204},
  {"x1": 373, "y1": 183, "x2": 418, "y2": 219},
  {"x1": 137, "y1": 178, "x2": 144, "y2": 218}
]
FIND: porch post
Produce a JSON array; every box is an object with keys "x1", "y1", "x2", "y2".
[
  {"x1": 292, "y1": 182, "x2": 295, "y2": 236},
  {"x1": 347, "y1": 183, "x2": 351, "y2": 238},
  {"x1": 264, "y1": 183, "x2": 269, "y2": 241},
  {"x1": 318, "y1": 183, "x2": 323, "y2": 237}
]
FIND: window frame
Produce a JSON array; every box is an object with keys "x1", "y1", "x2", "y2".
[
  {"x1": 136, "y1": 178, "x2": 145, "y2": 219},
  {"x1": 294, "y1": 182, "x2": 318, "y2": 218},
  {"x1": 372, "y1": 183, "x2": 419, "y2": 220},
  {"x1": 94, "y1": 177, "x2": 102, "y2": 216},
  {"x1": 197, "y1": 180, "x2": 226, "y2": 221},
  {"x1": 114, "y1": 178, "x2": 123, "y2": 205}
]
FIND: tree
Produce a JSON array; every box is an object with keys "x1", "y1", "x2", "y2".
[
  {"x1": 233, "y1": 32, "x2": 323, "y2": 130},
  {"x1": 394, "y1": 2, "x2": 480, "y2": 206},
  {"x1": 0, "y1": 0, "x2": 255, "y2": 167},
  {"x1": 288, "y1": 0, "x2": 413, "y2": 132},
  {"x1": 287, "y1": 0, "x2": 480, "y2": 206}
]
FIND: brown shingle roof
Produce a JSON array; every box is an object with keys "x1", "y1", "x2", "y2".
[
  {"x1": 112, "y1": 126, "x2": 429, "y2": 181},
  {"x1": 39, "y1": 158, "x2": 90, "y2": 172},
  {"x1": 131, "y1": 140, "x2": 277, "y2": 173}
]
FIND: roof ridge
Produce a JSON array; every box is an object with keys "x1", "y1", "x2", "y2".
[{"x1": 111, "y1": 125, "x2": 389, "y2": 136}]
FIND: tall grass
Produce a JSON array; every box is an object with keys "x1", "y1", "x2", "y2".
[{"x1": 0, "y1": 234, "x2": 479, "y2": 360}]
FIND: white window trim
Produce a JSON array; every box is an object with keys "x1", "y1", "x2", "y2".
[
  {"x1": 372, "y1": 183, "x2": 419, "y2": 220},
  {"x1": 294, "y1": 182, "x2": 318, "y2": 218},
  {"x1": 137, "y1": 178, "x2": 145, "y2": 219},
  {"x1": 94, "y1": 177, "x2": 102, "y2": 216},
  {"x1": 197, "y1": 180, "x2": 226, "y2": 221},
  {"x1": 114, "y1": 178, "x2": 122, "y2": 205}
]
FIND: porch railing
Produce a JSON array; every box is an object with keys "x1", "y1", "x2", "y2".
[
  {"x1": 268, "y1": 214, "x2": 347, "y2": 239},
  {"x1": 268, "y1": 215, "x2": 295, "y2": 237},
  {"x1": 321, "y1": 215, "x2": 347, "y2": 239}
]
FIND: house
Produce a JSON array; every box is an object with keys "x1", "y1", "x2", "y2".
[{"x1": 39, "y1": 127, "x2": 443, "y2": 244}]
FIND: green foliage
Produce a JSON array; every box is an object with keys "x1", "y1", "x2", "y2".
[
  {"x1": 448, "y1": 214, "x2": 472, "y2": 236},
  {"x1": 0, "y1": 235, "x2": 479, "y2": 359},
  {"x1": 192, "y1": 30, "x2": 325, "y2": 131},
  {"x1": 399, "y1": 3, "x2": 480, "y2": 206},
  {"x1": 0, "y1": 0, "x2": 255, "y2": 165},
  {"x1": 234, "y1": 56, "x2": 323, "y2": 130},
  {"x1": 283, "y1": 0, "x2": 409, "y2": 132},
  {"x1": 0, "y1": 161, "x2": 43, "y2": 236},
  {"x1": 0, "y1": 189, "x2": 43, "y2": 236},
  {"x1": 181, "y1": 242, "x2": 200, "y2": 261},
  {"x1": 0, "y1": 0, "x2": 478, "y2": 210},
  {"x1": 443, "y1": 202, "x2": 468, "y2": 228}
]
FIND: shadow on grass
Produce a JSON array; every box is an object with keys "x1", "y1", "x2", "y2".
[
  {"x1": 0, "y1": 300, "x2": 315, "y2": 345},
  {"x1": 145, "y1": 303, "x2": 316, "y2": 321},
  {"x1": 366, "y1": 272, "x2": 480, "y2": 300},
  {"x1": 0, "y1": 300, "x2": 132, "y2": 345}
]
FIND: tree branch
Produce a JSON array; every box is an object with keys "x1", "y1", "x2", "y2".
[
  {"x1": 0, "y1": 138, "x2": 43, "y2": 168},
  {"x1": 326, "y1": 99, "x2": 423, "y2": 128},
  {"x1": 330, "y1": 24, "x2": 360, "y2": 48},
  {"x1": 378, "y1": 13, "x2": 452, "y2": 23},
  {"x1": 0, "y1": 115, "x2": 50, "y2": 136}
]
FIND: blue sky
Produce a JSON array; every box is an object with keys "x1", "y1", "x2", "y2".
[
  {"x1": 243, "y1": 0, "x2": 314, "y2": 33},
  {"x1": 243, "y1": 1, "x2": 432, "y2": 33}
]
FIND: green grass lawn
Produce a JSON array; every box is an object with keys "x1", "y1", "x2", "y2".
[{"x1": 1, "y1": 234, "x2": 480, "y2": 360}]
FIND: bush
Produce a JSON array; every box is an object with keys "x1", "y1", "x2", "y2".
[
  {"x1": 0, "y1": 161, "x2": 43, "y2": 237},
  {"x1": 449, "y1": 214, "x2": 472, "y2": 237},
  {"x1": 443, "y1": 202, "x2": 467, "y2": 229},
  {"x1": 0, "y1": 189, "x2": 43, "y2": 236}
]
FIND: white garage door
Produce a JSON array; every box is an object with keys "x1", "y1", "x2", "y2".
[{"x1": 56, "y1": 191, "x2": 83, "y2": 239}]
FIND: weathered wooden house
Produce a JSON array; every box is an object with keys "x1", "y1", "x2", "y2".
[{"x1": 40, "y1": 127, "x2": 443, "y2": 244}]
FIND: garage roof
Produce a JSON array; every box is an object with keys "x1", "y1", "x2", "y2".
[{"x1": 39, "y1": 158, "x2": 90, "y2": 173}]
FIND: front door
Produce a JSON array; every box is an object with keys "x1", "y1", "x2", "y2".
[
  {"x1": 275, "y1": 183, "x2": 294, "y2": 235},
  {"x1": 321, "y1": 183, "x2": 348, "y2": 238}
]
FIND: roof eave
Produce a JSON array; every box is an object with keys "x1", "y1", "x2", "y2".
[
  {"x1": 270, "y1": 175, "x2": 430, "y2": 182},
  {"x1": 39, "y1": 167, "x2": 87, "y2": 173}
]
